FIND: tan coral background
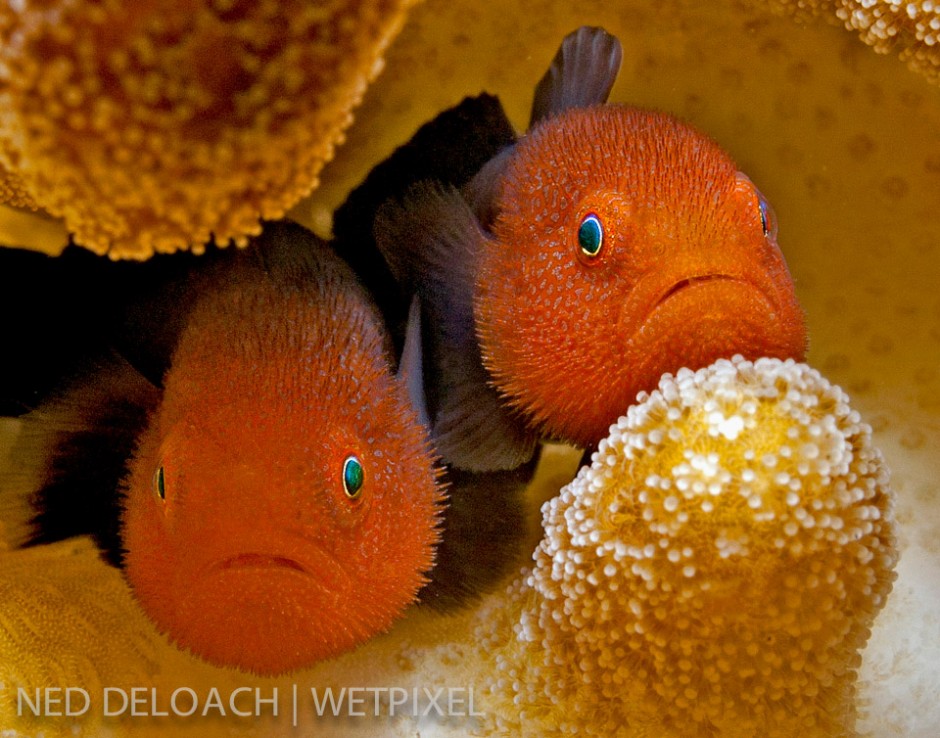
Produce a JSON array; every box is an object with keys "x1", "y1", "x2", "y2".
[{"x1": 1, "y1": 0, "x2": 939, "y2": 736}]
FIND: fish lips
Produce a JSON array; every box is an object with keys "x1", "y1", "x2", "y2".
[
  {"x1": 631, "y1": 271, "x2": 806, "y2": 363},
  {"x1": 211, "y1": 551, "x2": 314, "y2": 575},
  {"x1": 651, "y1": 273, "x2": 746, "y2": 310},
  {"x1": 161, "y1": 544, "x2": 368, "y2": 674},
  {"x1": 198, "y1": 542, "x2": 350, "y2": 595}
]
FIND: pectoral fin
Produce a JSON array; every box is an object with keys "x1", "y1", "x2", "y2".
[
  {"x1": 397, "y1": 294, "x2": 430, "y2": 429},
  {"x1": 374, "y1": 182, "x2": 538, "y2": 472},
  {"x1": 333, "y1": 94, "x2": 518, "y2": 338},
  {"x1": 4, "y1": 351, "x2": 159, "y2": 566},
  {"x1": 419, "y1": 448, "x2": 541, "y2": 609}
]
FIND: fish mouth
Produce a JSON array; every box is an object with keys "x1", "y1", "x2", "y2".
[
  {"x1": 212, "y1": 553, "x2": 309, "y2": 574},
  {"x1": 653, "y1": 274, "x2": 744, "y2": 309},
  {"x1": 637, "y1": 271, "x2": 783, "y2": 340},
  {"x1": 204, "y1": 543, "x2": 353, "y2": 589}
]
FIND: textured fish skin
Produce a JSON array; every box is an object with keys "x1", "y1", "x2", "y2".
[{"x1": 0, "y1": 243, "x2": 206, "y2": 560}]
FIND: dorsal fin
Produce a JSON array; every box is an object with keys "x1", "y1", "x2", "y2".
[
  {"x1": 529, "y1": 26, "x2": 623, "y2": 127},
  {"x1": 0, "y1": 245, "x2": 133, "y2": 415}
]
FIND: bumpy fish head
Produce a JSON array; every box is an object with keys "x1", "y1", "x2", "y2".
[
  {"x1": 121, "y1": 284, "x2": 443, "y2": 676},
  {"x1": 475, "y1": 105, "x2": 807, "y2": 448}
]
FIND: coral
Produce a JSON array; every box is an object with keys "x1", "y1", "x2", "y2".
[
  {"x1": 0, "y1": 165, "x2": 38, "y2": 211},
  {"x1": 0, "y1": 539, "x2": 161, "y2": 737},
  {"x1": 480, "y1": 356, "x2": 898, "y2": 737},
  {"x1": 763, "y1": 0, "x2": 940, "y2": 85},
  {"x1": 0, "y1": 0, "x2": 418, "y2": 258}
]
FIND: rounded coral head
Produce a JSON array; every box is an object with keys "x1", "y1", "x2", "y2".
[
  {"x1": 475, "y1": 105, "x2": 807, "y2": 448},
  {"x1": 492, "y1": 356, "x2": 897, "y2": 736},
  {"x1": 121, "y1": 267, "x2": 443, "y2": 676}
]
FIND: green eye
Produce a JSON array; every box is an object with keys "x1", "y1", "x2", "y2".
[
  {"x1": 153, "y1": 466, "x2": 166, "y2": 501},
  {"x1": 342, "y1": 455, "x2": 364, "y2": 500},
  {"x1": 578, "y1": 213, "x2": 604, "y2": 257}
]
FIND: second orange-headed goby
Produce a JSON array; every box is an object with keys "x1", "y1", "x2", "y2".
[{"x1": 372, "y1": 26, "x2": 807, "y2": 470}]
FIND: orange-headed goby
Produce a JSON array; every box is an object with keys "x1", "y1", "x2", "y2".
[
  {"x1": 3, "y1": 222, "x2": 445, "y2": 676},
  {"x1": 372, "y1": 27, "x2": 807, "y2": 470},
  {"x1": 121, "y1": 225, "x2": 445, "y2": 675}
]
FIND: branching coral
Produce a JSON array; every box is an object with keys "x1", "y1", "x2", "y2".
[
  {"x1": 0, "y1": 0, "x2": 418, "y2": 258},
  {"x1": 479, "y1": 356, "x2": 898, "y2": 737},
  {"x1": 764, "y1": 0, "x2": 940, "y2": 85}
]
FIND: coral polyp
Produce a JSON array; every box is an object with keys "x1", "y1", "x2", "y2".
[{"x1": 481, "y1": 356, "x2": 898, "y2": 737}]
